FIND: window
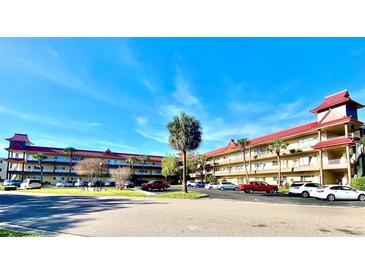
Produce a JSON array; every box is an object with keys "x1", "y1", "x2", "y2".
[{"x1": 330, "y1": 186, "x2": 341, "y2": 190}]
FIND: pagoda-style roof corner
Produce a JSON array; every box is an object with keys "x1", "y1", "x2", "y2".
[
  {"x1": 310, "y1": 89, "x2": 364, "y2": 114},
  {"x1": 6, "y1": 133, "x2": 34, "y2": 145}
]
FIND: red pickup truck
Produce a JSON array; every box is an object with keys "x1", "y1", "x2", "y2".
[{"x1": 238, "y1": 181, "x2": 278, "y2": 194}]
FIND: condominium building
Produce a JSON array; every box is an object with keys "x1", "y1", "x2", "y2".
[
  {"x1": 0, "y1": 158, "x2": 7, "y2": 182},
  {"x1": 4, "y1": 134, "x2": 163, "y2": 183},
  {"x1": 202, "y1": 89, "x2": 365, "y2": 185}
]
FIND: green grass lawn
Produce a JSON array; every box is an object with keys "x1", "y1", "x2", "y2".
[
  {"x1": 154, "y1": 191, "x2": 208, "y2": 199},
  {"x1": 18, "y1": 187, "x2": 208, "y2": 199},
  {"x1": 0, "y1": 228, "x2": 41, "y2": 237},
  {"x1": 21, "y1": 188, "x2": 147, "y2": 197}
]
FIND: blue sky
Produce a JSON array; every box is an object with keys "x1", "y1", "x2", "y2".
[{"x1": 0, "y1": 38, "x2": 365, "y2": 157}]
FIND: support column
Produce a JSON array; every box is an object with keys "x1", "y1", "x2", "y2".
[
  {"x1": 212, "y1": 156, "x2": 215, "y2": 176},
  {"x1": 249, "y1": 147, "x2": 251, "y2": 172},
  {"x1": 319, "y1": 149, "x2": 324, "y2": 185},
  {"x1": 6, "y1": 150, "x2": 10, "y2": 180},
  {"x1": 345, "y1": 123, "x2": 349, "y2": 138},
  {"x1": 346, "y1": 145, "x2": 352, "y2": 185}
]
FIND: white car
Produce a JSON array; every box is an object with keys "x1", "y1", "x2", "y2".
[
  {"x1": 311, "y1": 185, "x2": 365, "y2": 201},
  {"x1": 289, "y1": 181, "x2": 321, "y2": 198},
  {"x1": 20, "y1": 179, "x2": 42, "y2": 189},
  {"x1": 217, "y1": 182, "x2": 238, "y2": 191},
  {"x1": 206, "y1": 181, "x2": 238, "y2": 191},
  {"x1": 187, "y1": 181, "x2": 197, "y2": 187},
  {"x1": 205, "y1": 182, "x2": 219, "y2": 190},
  {"x1": 56, "y1": 181, "x2": 74, "y2": 187}
]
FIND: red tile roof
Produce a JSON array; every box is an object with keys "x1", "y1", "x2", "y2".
[
  {"x1": 204, "y1": 116, "x2": 360, "y2": 157},
  {"x1": 6, "y1": 133, "x2": 34, "y2": 145},
  {"x1": 313, "y1": 137, "x2": 355, "y2": 149},
  {"x1": 205, "y1": 139, "x2": 236, "y2": 156},
  {"x1": 310, "y1": 89, "x2": 364, "y2": 113},
  {"x1": 5, "y1": 135, "x2": 163, "y2": 161}
]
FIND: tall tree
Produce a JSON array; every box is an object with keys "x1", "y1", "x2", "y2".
[
  {"x1": 75, "y1": 158, "x2": 107, "y2": 190},
  {"x1": 237, "y1": 138, "x2": 250, "y2": 183},
  {"x1": 167, "y1": 112, "x2": 202, "y2": 193},
  {"x1": 138, "y1": 155, "x2": 149, "y2": 179},
  {"x1": 33, "y1": 153, "x2": 47, "y2": 182},
  {"x1": 161, "y1": 155, "x2": 179, "y2": 183},
  {"x1": 126, "y1": 156, "x2": 138, "y2": 177},
  {"x1": 268, "y1": 139, "x2": 289, "y2": 187},
  {"x1": 64, "y1": 146, "x2": 74, "y2": 182},
  {"x1": 113, "y1": 167, "x2": 133, "y2": 189},
  {"x1": 195, "y1": 153, "x2": 208, "y2": 182}
]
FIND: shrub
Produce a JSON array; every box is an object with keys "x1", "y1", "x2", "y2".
[
  {"x1": 112, "y1": 167, "x2": 133, "y2": 189},
  {"x1": 206, "y1": 174, "x2": 217, "y2": 183},
  {"x1": 3, "y1": 186, "x2": 17, "y2": 191},
  {"x1": 351, "y1": 177, "x2": 365, "y2": 191}
]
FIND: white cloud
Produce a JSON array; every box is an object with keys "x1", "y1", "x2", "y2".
[
  {"x1": 0, "y1": 105, "x2": 103, "y2": 130},
  {"x1": 142, "y1": 78, "x2": 156, "y2": 92},
  {"x1": 228, "y1": 101, "x2": 270, "y2": 113},
  {"x1": 136, "y1": 116, "x2": 148, "y2": 126},
  {"x1": 172, "y1": 70, "x2": 200, "y2": 106},
  {"x1": 135, "y1": 128, "x2": 168, "y2": 144}
]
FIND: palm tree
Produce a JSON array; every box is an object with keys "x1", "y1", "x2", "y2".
[
  {"x1": 196, "y1": 154, "x2": 207, "y2": 182},
  {"x1": 167, "y1": 112, "x2": 202, "y2": 193},
  {"x1": 64, "y1": 147, "x2": 74, "y2": 181},
  {"x1": 268, "y1": 139, "x2": 289, "y2": 187},
  {"x1": 126, "y1": 156, "x2": 138, "y2": 176},
  {"x1": 139, "y1": 155, "x2": 149, "y2": 179},
  {"x1": 33, "y1": 153, "x2": 47, "y2": 182},
  {"x1": 237, "y1": 138, "x2": 250, "y2": 183}
]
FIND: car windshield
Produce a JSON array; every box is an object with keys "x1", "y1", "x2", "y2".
[{"x1": 291, "y1": 183, "x2": 304, "y2": 187}]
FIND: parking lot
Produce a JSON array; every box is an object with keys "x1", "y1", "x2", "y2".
[{"x1": 185, "y1": 186, "x2": 365, "y2": 208}]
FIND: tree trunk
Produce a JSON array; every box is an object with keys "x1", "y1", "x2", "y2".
[
  {"x1": 243, "y1": 148, "x2": 249, "y2": 183},
  {"x1": 277, "y1": 155, "x2": 281, "y2": 187},
  {"x1": 39, "y1": 161, "x2": 43, "y2": 182},
  {"x1": 182, "y1": 150, "x2": 187, "y2": 193},
  {"x1": 68, "y1": 153, "x2": 72, "y2": 182}
]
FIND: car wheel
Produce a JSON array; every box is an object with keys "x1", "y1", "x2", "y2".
[
  {"x1": 271, "y1": 189, "x2": 277, "y2": 195},
  {"x1": 358, "y1": 194, "x2": 365, "y2": 201},
  {"x1": 247, "y1": 188, "x2": 254, "y2": 194},
  {"x1": 209, "y1": 187, "x2": 212, "y2": 190},
  {"x1": 327, "y1": 194, "x2": 335, "y2": 201},
  {"x1": 301, "y1": 191, "x2": 309, "y2": 198},
  {"x1": 220, "y1": 187, "x2": 224, "y2": 191}
]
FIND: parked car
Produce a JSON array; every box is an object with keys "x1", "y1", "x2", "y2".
[
  {"x1": 3, "y1": 179, "x2": 22, "y2": 187},
  {"x1": 75, "y1": 181, "x2": 89, "y2": 187},
  {"x1": 288, "y1": 181, "x2": 321, "y2": 198},
  {"x1": 89, "y1": 181, "x2": 105, "y2": 187},
  {"x1": 216, "y1": 182, "x2": 238, "y2": 191},
  {"x1": 205, "y1": 182, "x2": 219, "y2": 190},
  {"x1": 56, "y1": 181, "x2": 74, "y2": 187},
  {"x1": 141, "y1": 180, "x2": 170, "y2": 191},
  {"x1": 238, "y1": 181, "x2": 278, "y2": 194},
  {"x1": 20, "y1": 179, "x2": 42, "y2": 189},
  {"x1": 104, "y1": 181, "x2": 116, "y2": 187},
  {"x1": 187, "y1": 181, "x2": 205, "y2": 188},
  {"x1": 195, "y1": 181, "x2": 206, "y2": 188},
  {"x1": 311, "y1": 185, "x2": 365, "y2": 201},
  {"x1": 124, "y1": 181, "x2": 135, "y2": 188}
]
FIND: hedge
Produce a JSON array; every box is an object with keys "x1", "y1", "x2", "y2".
[{"x1": 350, "y1": 177, "x2": 365, "y2": 191}]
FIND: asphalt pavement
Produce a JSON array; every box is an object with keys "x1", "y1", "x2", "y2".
[{"x1": 189, "y1": 186, "x2": 365, "y2": 208}]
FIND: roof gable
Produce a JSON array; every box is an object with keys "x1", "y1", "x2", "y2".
[{"x1": 310, "y1": 89, "x2": 364, "y2": 113}]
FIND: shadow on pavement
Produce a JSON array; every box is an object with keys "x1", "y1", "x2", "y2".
[{"x1": 0, "y1": 194, "x2": 165, "y2": 234}]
